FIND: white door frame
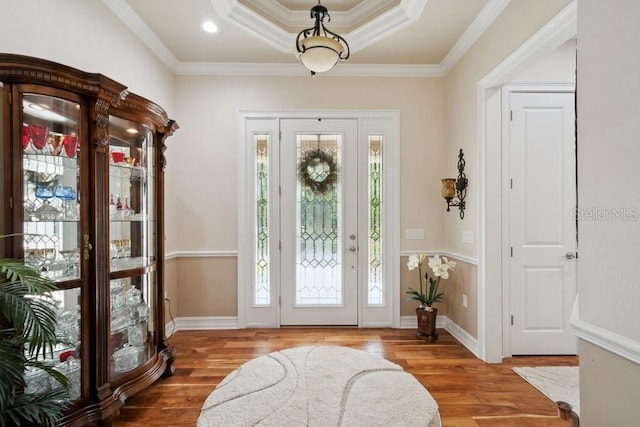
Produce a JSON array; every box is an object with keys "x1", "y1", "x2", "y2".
[
  {"x1": 477, "y1": 1, "x2": 576, "y2": 362},
  {"x1": 501, "y1": 85, "x2": 576, "y2": 356},
  {"x1": 237, "y1": 110, "x2": 400, "y2": 329}
]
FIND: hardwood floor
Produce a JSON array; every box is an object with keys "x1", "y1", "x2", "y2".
[{"x1": 111, "y1": 328, "x2": 578, "y2": 427}]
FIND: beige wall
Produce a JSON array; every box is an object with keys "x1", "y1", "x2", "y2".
[
  {"x1": 171, "y1": 76, "x2": 451, "y2": 318},
  {"x1": 176, "y1": 257, "x2": 237, "y2": 317},
  {"x1": 577, "y1": 0, "x2": 640, "y2": 424},
  {"x1": 172, "y1": 75, "x2": 447, "y2": 252},
  {"x1": 444, "y1": 259, "x2": 478, "y2": 338},
  {"x1": 579, "y1": 341, "x2": 639, "y2": 426},
  {"x1": 0, "y1": 0, "x2": 180, "y2": 253},
  {"x1": 443, "y1": 0, "x2": 572, "y2": 258},
  {"x1": 164, "y1": 257, "x2": 178, "y2": 328}
]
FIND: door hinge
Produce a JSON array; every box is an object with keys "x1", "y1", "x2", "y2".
[
  {"x1": 510, "y1": 247, "x2": 513, "y2": 257},
  {"x1": 279, "y1": 185, "x2": 281, "y2": 196},
  {"x1": 510, "y1": 178, "x2": 513, "y2": 189},
  {"x1": 279, "y1": 296, "x2": 281, "y2": 306},
  {"x1": 511, "y1": 315, "x2": 514, "y2": 325},
  {"x1": 279, "y1": 241, "x2": 281, "y2": 250},
  {"x1": 510, "y1": 110, "x2": 513, "y2": 121},
  {"x1": 9, "y1": 196, "x2": 13, "y2": 209}
]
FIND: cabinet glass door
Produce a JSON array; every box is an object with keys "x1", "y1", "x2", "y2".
[
  {"x1": 20, "y1": 92, "x2": 83, "y2": 402},
  {"x1": 108, "y1": 115, "x2": 156, "y2": 376}
]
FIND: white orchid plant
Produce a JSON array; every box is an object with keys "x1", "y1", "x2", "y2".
[{"x1": 406, "y1": 254, "x2": 456, "y2": 311}]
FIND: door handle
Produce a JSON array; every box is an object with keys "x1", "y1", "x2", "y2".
[
  {"x1": 565, "y1": 252, "x2": 576, "y2": 260},
  {"x1": 347, "y1": 246, "x2": 358, "y2": 252}
]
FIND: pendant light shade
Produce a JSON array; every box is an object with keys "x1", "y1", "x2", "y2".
[{"x1": 295, "y1": 2, "x2": 350, "y2": 75}]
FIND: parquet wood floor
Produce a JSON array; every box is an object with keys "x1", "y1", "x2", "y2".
[{"x1": 111, "y1": 328, "x2": 578, "y2": 427}]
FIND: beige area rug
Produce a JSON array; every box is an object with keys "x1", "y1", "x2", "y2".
[
  {"x1": 197, "y1": 345, "x2": 441, "y2": 427},
  {"x1": 513, "y1": 366, "x2": 580, "y2": 416}
]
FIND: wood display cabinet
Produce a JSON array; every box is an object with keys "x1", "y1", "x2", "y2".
[{"x1": 0, "y1": 54, "x2": 178, "y2": 426}]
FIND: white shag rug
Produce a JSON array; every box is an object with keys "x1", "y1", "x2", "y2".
[
  {"x1": 513, "y1": 366, "x2": 580, "y2": 416},
  {"x1": 197, "y1": 345, "x2": 441, "y2": 427}
]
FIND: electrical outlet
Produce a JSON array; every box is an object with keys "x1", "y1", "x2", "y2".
[{"x1": 462, "y1": 294, "x2": 468, "y2": 308}]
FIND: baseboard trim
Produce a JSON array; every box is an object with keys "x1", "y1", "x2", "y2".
[
  {"x1": 445, "y1": 317, "x2": 480, "y2": 358},
  {"x1": 174, "y1": 316, "x2": 240, "y2": 330}
]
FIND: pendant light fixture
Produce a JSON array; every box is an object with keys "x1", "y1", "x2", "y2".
[{"x1": 295, "y1": 1, "x2": 350, "y2": 76}]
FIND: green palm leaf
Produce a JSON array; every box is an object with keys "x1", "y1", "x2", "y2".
[
  {"x1": 0, "y1": 387, "x2": 70, "y2": 427},
  {"x1": 0, "y1": 249, "x2": 68, "y2": 426}
]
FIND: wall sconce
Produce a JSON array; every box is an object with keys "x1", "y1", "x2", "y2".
[{"x1": 441, "y1": 149, "x2": 468, "y2": 219}]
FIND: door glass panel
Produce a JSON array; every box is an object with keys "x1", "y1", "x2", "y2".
[
  {"x1": 368, "y1": 135, "x2": 384, "y2": 305},
  {"x1": 24, "y1": 287, "x2": 82, "y2": 402},
  {"x1": 295, "y1": 134, "x2": 342, "y2": 306},
  {"x1": 108, "y1": 116, "x2": 155, "y2": 272},
  {"x1": 108, "y1": 115, "x2": 155, "y2": 378},
  {"x1": 255, "y1": 134, "x2": 270, "y2": 305},
  {"x1": 22, "y1": 94, "x2": 81, "y2": 282}
]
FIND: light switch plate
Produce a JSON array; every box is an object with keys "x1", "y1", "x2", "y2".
[
  {"x1": 462, "y1": 230, "x2": 474, "y2": 244},
  {"x1": 405, "y1": 229, "x2": 425, "y2": 240}
]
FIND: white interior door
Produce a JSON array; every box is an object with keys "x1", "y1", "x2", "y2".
[
  {"x1": 280, "y1": 119, "x2": 358, "y2": 325},
  {"x1": 509, "y1": 91, "x2": 577, "y2": 355}
]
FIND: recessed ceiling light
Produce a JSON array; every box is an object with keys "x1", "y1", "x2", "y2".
[{"x1": 202, "y1": 21, "x2": 218, "y2": 33}]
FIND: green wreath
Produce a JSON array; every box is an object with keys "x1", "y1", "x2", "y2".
[{"x1": 299, "y1": 148, "x2": 338, "y2": 195}]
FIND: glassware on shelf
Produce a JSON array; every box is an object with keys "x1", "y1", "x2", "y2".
[
  {"x1": 41, "y1": 248, "x2": 57, "y2": 273},
  {"x1": 24, "y1": 248, "x2": 55, "y2": 272},
  {"x1": 34, "y1": 185, "x2": 61, "y2": 221},
  {"x1": 24, "y1": 249, "x2": 46, "y2": 271},
  {"x1": 59, "y1": 248, "x2": 80, "y2": 278},
  {"x1": 27, "y1": 124, "x2": 49, "y2": 154},
  {"x1": 62, "y1": 134, "x2": 78, "y2": 158},
  {"x1": 111, "y1": 151, "x2": 125, "y2": 164},
  {"x1": 24, "y1": 367, "x2": 53, "y2": 394},
  {"x1": 111, "y1": 307, "x2": 135, "y2": 332},
  {"x1": 127, "y1": 323, "x2": 145, "y2": 346},
  {"x1": 112, "y1": 344, "x2": 144, "y2": 372},
  {"x1": 54, "y1": 356, "x2": 81, "y2": 401},
  {"x1": 54, "y1": 185, "x2": 79, "y2": 220},
  {"x1": 23, "y1": 199, "x2": 37, "y2": 221},
  {"x1": 22, "y1": 124, "x2": 30, "y2": 150},
  {"x1": 55, "y1": 307, "x2": 80, "y2": 345},
  {"x1": 110, "y1": 239, "x2": 130, "y2": 260},
  {"x1": 122, "y1": 197, "x2": 134, "y2": 218},
  {"x1": 48, "y1": 134, "x2": 63, "y2": 156}
]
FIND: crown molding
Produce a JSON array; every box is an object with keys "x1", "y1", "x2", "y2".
[
  {"x1": 241, "y1": 0, "x2": 396, "y2": 28},
  {"x1": 347, "y1": 0, "x2": 428, "y2": 52},
  {"x1": 102, "y1": 0, "x2": 179, "y2": 69},
  {"x1": 211, "y1": 0, "x2": 292, "y2": 54},
  {"x1": 440, "y1": 0, "x2": 511, "y2": 74},
  {"x1": 214, "y1": 0, "x2": 426, "y2": 54},
  {"x1": 175, "y1": 61, "x2": 444, "y2": 77},
  {"x1": 104, "y1": 0, "x2": 507, "y2": 77}
]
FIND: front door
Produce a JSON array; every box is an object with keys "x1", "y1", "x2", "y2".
[
  {"x1": 280, "y1": 119, "x2": 358, "y2": 325},
  {"x1": 509, "y1": 91, "x2": 577, "y2": 355}
]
